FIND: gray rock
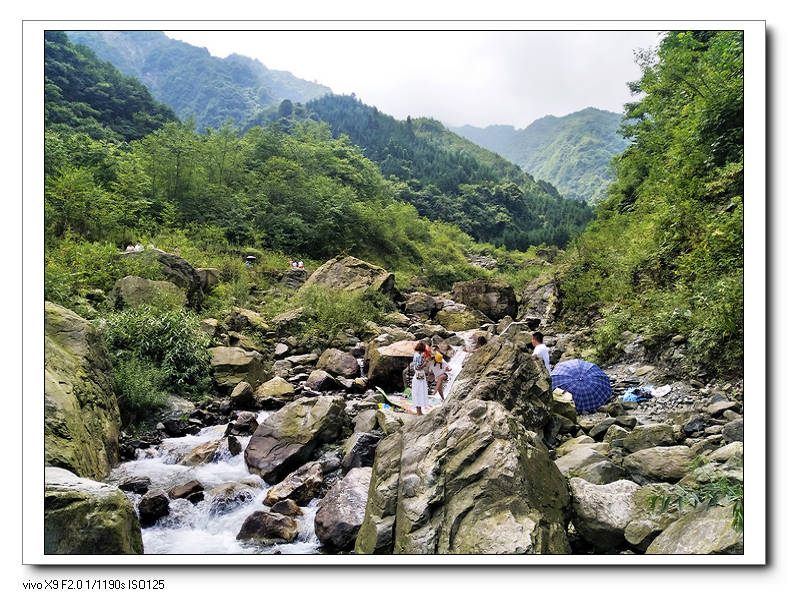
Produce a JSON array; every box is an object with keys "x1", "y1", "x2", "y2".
[
  {"x1": 209, "y1": 346, "x2": 269, "y2": 393},
  {"x1": 108, "y1": 275, "x2": 186, "y2": 309},
  {"x1": 355, "y1": 328, "x2": 569, "y2": 555},
  {"x1": 451, "y1": 279, "x2": 518, "y2": 321},
  {"x1": 646, "y1": 505, "x2": 743, "y2": 554},
  {"x1": 722, "y1": 418, "x2": 744, "y2": 443},
  {"x1": 270, "y1": 499, "x2": 302, "y2": 517},
  {"x1": 623, "y1": 446, "x2": 693, "y2": 483},
  {"x1": 45, "y1": 467, "x2": 143, "y2": 554},
  {"x1": 236, "y1": 511, "x2": 298, "y2": 544},
  {"x1": 304, "y1": 369, "x2": 340, "y2": 392},
  {"x1": 244, "y1": 396, "x2": 345, "y2": 483},
  {"x1": 315, "y1": 467, "x2": 373, "y2": 551},
  {"x1": 118, "y1": 476, "x2": 151, "y2": 495},
  {"x1": 230, "y1": 381, "x2": 254, "y2": 407},
  {"x1": 589, "y1": 418, "x2": 617, "y2": 440},
  {"x1": 303, "y1": 256, "x2": 397, "y2": 298},
  {"x1": 317, "y1": 348, "x2": 360, "y2": 378},
  {"x1": 45, "y1": 303, "x2": 121, "y2": 480},
  {"x1": 569, "y1": 478, "x2": 640, "y2": 551},
  {"x1": 138, "y1": 489, "x2": 170, "y2": 528},
  {"x1": 225, "y1": 411, "x2": 259, "y2": 436},
  {"x1": 342, "y1": 432, "x2": 383, "y2": 470},
  {"x1": 168, "y1": 480, "x2": 204, "y2": 502},
  {"x1": 263, "y1": 461, "x2": 324, "y2": 506},
  {"x1": 621, "y1": 424, "x2": 677, "y2": 453}
]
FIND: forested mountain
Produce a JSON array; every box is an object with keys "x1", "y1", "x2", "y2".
[
  {"x1": 44, "y1": 31, "x2": 178, "y2": 141},
  {"x1": 66, "y1": 30, "x2": 332, "y2": 131},
  {"x1": 452, "y1": 107, "x2": 629, "y2": 203},
  {"x1": 247, "y1": 94, "x2": 594, "y2": 249},
  {"x1": 560, "y1": 31, "x2": 743, "y2": 374}
]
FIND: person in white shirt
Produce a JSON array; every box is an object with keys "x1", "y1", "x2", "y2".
[{"x1": 531, "y1": 331, "x2": 551, "y2": 373}]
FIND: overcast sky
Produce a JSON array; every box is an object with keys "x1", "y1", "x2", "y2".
[{"x1": 165, "y1": 30, "x2": 663, "y2": 129}]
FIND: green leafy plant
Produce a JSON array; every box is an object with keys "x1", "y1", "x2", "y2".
[{"x1": 101, "y1": 305, "x2": 211, "y2": 395}]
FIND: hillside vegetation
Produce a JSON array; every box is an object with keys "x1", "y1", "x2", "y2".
[
  {"x1": 249, "y1": 94, "x2": 594, "y2": 249},
  {"x1": 45, "y1": 31, "x2": 178, "y2": 141},
  {"x1": 453, "y1": 107, "x2": 628, "y2": 203},
  {"x1": 67, "y1": 30, "x2": 332, "y2": 131},
  {"x1": 560, "y1": 31, "x2": 743, "y2": 375}
]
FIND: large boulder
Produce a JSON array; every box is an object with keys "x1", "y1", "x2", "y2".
[
  {"x1": 179, "y1": 440, "x2": 220, "y2": 466},
  {"x1": 315, "y1": 467, "x2": 373, "y2": 552},
  {"x1": 196, "y1": 268, "x2": 220, "y2": 292},
  {"x1": 244, "y1": 396, "x2": 346, "y2": 483},
  {"x1": 520, "y1": 277, "x2": 560, "y2": 327},
  {"x1": 623, "y1": 483, "x2": 691, "y2": 551},
  {"x1": 317, "y1": 348, "x2": 359, "y2": 378},
  {"x1": 107, "y1": 275, "x2": 186, "y2": 309},
  {"x1": 263, "y1": 461, "x2": 324, "y2": 506},
  {"x1": 555, "y1": 446, "x2": 625, "y2": 485},
  {"x1": 236, "y1": 511, "x2": 298, "y2": 545},
  {"x1": 44, "y1": 467, "x2": 143, "y2": 554},
  {"x1": 646, "y1": 504, "x2": 743, "y2": 554},
  {"x1": 225, "y1": 306, "x2": 268, "y2": 333},
  {"x1": 280, "y1": 268, "x2": 309, "y2": 289},
  {"x1": 45, "y1": 302, "x2": 120, "y2": 480},
  {"x1": 404, "y1": 292, "x2": 438, "y2": 318},
  {"x1": 569, "y1": 478, "x2": 640, "y2": 551},
  {"x1": 138, "y1": 489, "x2": 170, "y2": 528},
  {"x1": 451, "y1": 279, "x2": 518, "y2": 321},
  {"x1": 209, "y1": 346, "x2": 269, "y2": 392},
  {"x1": 342, "y1": 432, "x2": 383, "y2": 470},
  {"x1": 304, "y1": 369, "x2": 340, "y2": 392},
  {"x1": 434, "y1": 303, "x2": 488, "y2": 332},
  {"x1": 623, "y1": 446, "x2": 694, "y2": 483},
  {"x1": 135, "y1": 248, "x2": 204, "y2": 308},
  {"x1": 365, "y1": 338, "x2": 416, "y2": 392},
  {"x1": 621, "y1": 424, "x2": 678, "y2": 453},
  {"x1": 302, "y1": 255, "x2": 397, "y2": 297},
  {"x1": 355, "y1": 329, "x2": 570, "y2": 554},
  {"x1": 255, "y1": 376, "x2": 295, "y2": 400}
]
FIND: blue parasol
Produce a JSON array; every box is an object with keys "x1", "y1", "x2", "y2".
[{"x1": 551, "y1": 359, "x2": 612, "y2": 413}]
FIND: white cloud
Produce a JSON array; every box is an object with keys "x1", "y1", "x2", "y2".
[{"x1": 165, "y1": 29, "x2": 662, "y2": 128}]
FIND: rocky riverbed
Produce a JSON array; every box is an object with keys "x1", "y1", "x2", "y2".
[{"x1": 43, "y1": 253, "x2": 744, "y2": 555}]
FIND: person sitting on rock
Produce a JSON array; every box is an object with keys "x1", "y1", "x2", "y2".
[
  {"x1": 531, "y1": 331, "x2": 551, "y2": 373},
  {"x1": 431, "y1": 352, "x2": 452, "y2": 400},
  {"x1": 134, "y1": 243, "x2": 144, "y2": 252},
  {"x1": 297, "y1": 260, "x2": 304, "y2": 269},
  {"x1": 124, "y1": 243, "x2": 135, "y2": 253}
]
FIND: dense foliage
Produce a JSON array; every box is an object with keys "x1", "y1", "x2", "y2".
[
  {"x1": 45, "y1": 31, "x2": 178, "y2": 141},
  {"x1": 66, "y1": 30, "x2": 332, "y2": 131},
  {"x1": 561, "y1": 31, "x2": 744, "y2": 375},
  {"x1": 452, "y1": 107, "x2": 629, "y2": 203},
  {"x1": 249, "y1": 94, "x2": 594, "y2": 249}
]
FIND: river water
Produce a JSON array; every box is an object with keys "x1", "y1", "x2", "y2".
[
  {"x1": 108, "y1": 337, "x2": 473, "y2": 555},
  {"x1": 107, "y1": 410, "x2": 322, "y2": 554}
]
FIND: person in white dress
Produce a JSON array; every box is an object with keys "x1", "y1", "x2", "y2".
[{"x1": 411, "y1": 341, "x2": 429, "y2": 416}]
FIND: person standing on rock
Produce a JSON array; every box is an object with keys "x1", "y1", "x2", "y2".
[
  {"x1": 412, "y1": 341, "x2": 429, "y2": 416},
  {"x1": 531, "y1": 331, "x2": 551, "y2": 373}
]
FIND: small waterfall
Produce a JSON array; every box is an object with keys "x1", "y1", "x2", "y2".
[{"x1": 109, "y1": 408, "x2": 322, "y2": 554}]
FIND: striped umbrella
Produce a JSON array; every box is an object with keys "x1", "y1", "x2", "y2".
[{"x1": 551, "y1": 359, "x2": 612, "y2": 413}]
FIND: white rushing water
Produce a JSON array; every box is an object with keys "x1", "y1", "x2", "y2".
[{"x1": 108, "y1": 410, "x2": 322, "y2": 555}]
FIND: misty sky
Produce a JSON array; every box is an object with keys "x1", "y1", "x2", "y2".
[{"x1": 165, "y1": 30, "x2": 663, "y2": 129}]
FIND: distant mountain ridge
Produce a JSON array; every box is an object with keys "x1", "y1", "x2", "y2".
[
  {"x1": 67, "y1": 30, "x2": 331, "y2": 131},
  {"x1": 452, "y1": 107, "x2": 629, "y2": 203}
]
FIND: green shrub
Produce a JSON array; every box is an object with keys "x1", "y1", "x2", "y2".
[
  {"x1": 113, "y1": 357, "x2": 169, "y2": 425},
  {"x1": 101, "y1": 305, "x2": 211, "y2": 395},
  {"x1": 274, "y1": 286, "x2": 394, "y2": 348}
]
